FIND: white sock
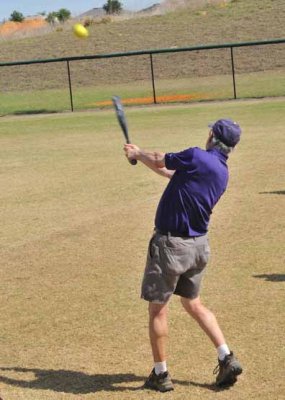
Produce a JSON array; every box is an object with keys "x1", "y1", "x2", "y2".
[
  {"x1": 217, "y1": 344, "x2": 230, "y2": 361},
  {"x1": 154, "y1": 361, "x2": 167, "y2": 375}
]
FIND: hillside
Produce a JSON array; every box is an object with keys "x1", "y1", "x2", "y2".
[{"x1": 0, "y1": 0, "x2": 284, "y2": 91}]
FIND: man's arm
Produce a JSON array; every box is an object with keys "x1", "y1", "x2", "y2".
[{"x1": 124, "y1": 144, "x2": 174, "y2": 179}]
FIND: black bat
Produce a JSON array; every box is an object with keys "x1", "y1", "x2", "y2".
[{"x1": 112, "y1": 96, "x2": 137, "y2": 165}]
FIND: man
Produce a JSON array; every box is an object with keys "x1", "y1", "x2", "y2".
[{"x1": 124, "y1": 119, "x2": 243, "y2": 392}]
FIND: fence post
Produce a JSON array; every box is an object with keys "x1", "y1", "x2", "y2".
[
  {"x1": 150, "y1": 54, "x2": 157, "y2": 104},
  {"x1": 230, "y1": 47, "x2": 237, "y2": 99},
  {"x1": 67, "y1": 60, "x2": 74, "y2": 112}
]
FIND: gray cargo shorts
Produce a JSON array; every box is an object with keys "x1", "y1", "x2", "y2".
[{"x1": 141, "y1": 231, "x2": 210, "y2": 304}]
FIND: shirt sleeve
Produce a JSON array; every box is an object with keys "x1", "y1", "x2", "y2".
[{"x1": 165, "y1": 147, "x2": 195, "y2": 170}]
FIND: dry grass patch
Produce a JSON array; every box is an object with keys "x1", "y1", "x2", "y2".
[
  {"x1": 0, "y1": 0, "x2": 284, "y2": 93},
  {"x1": 0, "y1": 99, "x2": 284, "y2": 399},
  {"x1": 0, "y1": 18, "x2": 48, "y2": 39}
]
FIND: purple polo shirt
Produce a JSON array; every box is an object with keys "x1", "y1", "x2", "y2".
[{"x1": 155, "y1": 147, "x2": 229, "y2": 236}]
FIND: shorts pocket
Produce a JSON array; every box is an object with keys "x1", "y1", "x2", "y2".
[
  {"x1": 160, "y1": 238, "x2": 193, "y2": 276},
  {"x1": 196, "y1": 243, "x2": 211, "y2": 269},
  {"x1": 148, "y1": 234, "x2": 159, "y2": 259}
]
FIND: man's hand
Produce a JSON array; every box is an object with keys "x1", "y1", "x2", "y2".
[
  {"x1": 124, "y1": 144, "x2": 141, "y2": 162},
  {"x1": 123, "y1": 144, "x2": 174, "y2": 179}
]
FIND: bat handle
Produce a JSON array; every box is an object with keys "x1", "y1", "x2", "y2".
[{"x1": 126, "y1": 140, "x2": 137, "y2": 165}]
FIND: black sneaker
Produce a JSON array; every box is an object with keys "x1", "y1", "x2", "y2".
[
  {"x1": 214, "y1": 352, "x2": 243, "y2": 386},
  {"x1": 144, "y1": 368, "x2": 174, "y2": 392}
]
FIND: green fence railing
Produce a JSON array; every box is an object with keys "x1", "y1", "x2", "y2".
[{"x1": 0, "y1": 38, "x2": 284, "y2": 112}]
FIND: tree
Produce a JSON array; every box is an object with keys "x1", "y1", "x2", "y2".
[
  {"x1": 46, "y1": 12, "x2": 59, "y2": 25},
  {"x1": 9, "y1": 10, "x2": 24, "y2": 22},
  {"x1": 103, "y1": 0, "x2": 122, "y2": 14},
  {"x1": 45, "y1": 9, "x2": 71, "y2": 25},
  {"x1": 56, "y1": 8, "x2": 71, "y2": 23}
]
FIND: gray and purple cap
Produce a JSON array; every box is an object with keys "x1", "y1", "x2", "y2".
[{"x1": 209, "y1": 119, "x2": 241, "y2": 147}]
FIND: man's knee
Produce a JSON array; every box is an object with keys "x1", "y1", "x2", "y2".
[
  {"x1": 148, "y1": 302, "x2": 168, "y2": 319},
  {"x1": 181, "y1": 296, "x2": 203, "y2": 316}
]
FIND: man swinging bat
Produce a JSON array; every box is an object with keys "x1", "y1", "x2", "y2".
[{"x1": 124, "y1": 118, "x2": 243, "y2": 392}]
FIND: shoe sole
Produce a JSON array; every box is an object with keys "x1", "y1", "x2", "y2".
[
  {"x1": 216, "y1": 365, "x2": 243, "y2": 387},
  {"x1": 144, "y1": 382, "x2": 174, "y2": 392}
]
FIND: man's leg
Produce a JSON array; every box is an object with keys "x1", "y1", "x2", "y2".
[
  {"x1": 148, "y1": 302, "x2": 168, "y2": 362},
  {"x1": 180, "y1": 296, "x2": 225, "y2": 347},
  {"x1": 181, "y1": 296, "x2": 242, "y2": 386},
  {"x1": 144, "y1": 302, "x2": 174, "y2": 392}
]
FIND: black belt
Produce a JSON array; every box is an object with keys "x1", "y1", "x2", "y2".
[{"x1": 155, "y1": 229, "x2": 195, "y2": 238}]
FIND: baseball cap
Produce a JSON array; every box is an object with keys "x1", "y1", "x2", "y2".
[{"x1": 208, "y1": 119, "x2": 241, "y2": 147}]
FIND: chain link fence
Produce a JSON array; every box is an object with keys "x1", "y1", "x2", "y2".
[{"x1": 0, "y1": 38, "x2": 284, "y2": 115}]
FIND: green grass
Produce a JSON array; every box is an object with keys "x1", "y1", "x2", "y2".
[
  {"x1": 0, "y1": 0, "x2": 284, "y2": 106},
  {"x1": 0, "y1": 98, "x2": 284, "y2": 399},
  {"x1": 1, "y1": 70, "x2": 284, "y2": 115}
]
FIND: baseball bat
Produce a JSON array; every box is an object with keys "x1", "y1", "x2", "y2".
[{"x1": 112, "y1": 96, "x2": 137, "y2": 165}]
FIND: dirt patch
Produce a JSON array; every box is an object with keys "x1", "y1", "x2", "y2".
[
  {"x1": 92, "y1": 93, "x2": 211, "y2": 106},
  {"x1": 0, "y1": 18, "x2": 48, "y2": 38}
]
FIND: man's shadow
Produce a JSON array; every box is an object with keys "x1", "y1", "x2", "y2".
[
  {"x1": 259, "y1": 190, "x2": 285, "y2": 195},
  {"x1": 0, "y1": 367, "x2": 142, "y2": 394},
  {"x1": 0, "y1": 366, "x2": 227, "y2": 394},
  {"x1": 253, "y1": 273, "x2": 285, "y2": 282}
]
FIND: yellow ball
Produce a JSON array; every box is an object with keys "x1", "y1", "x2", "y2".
[{"x1": 73, "y1": 23, "x2": 89, "y2": 38}]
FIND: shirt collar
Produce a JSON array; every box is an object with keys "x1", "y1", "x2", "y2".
[{"x1": 207, "y1": 148, "x2": 228, "y2": 163}]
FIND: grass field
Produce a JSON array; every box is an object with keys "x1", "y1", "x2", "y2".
[
  {"x1": 0, "y1": 98, "x2": 284, "y2": 400},
  {"x1": 0, "y1": 0, "x2": 284, "y2": 102},
  {"x1": 1, "y1": 69, "x2": 284, "y2": 115},
  {"x1": 0, "y1": 0, "x2": 284, "y2": 116}
]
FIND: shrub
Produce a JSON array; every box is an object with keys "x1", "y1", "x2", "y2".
[
  {"x1": 57, "y1": 8, "x2": 71, "y2": 23},
  {"x1": 45, "y1": 8, "x2": 71, "y2": 24},
  {"x1": 103, "y1": 0, "x2": 122, "y2": 15},
  {"x1": 83, "y1": 18, "x2": 94, "y2": 27},
  {"x1": 9, "y1": 10, "x2": 24, "y2": 22},
  {"x1": 46, "y1": 12, "x2": 59, "y2": 25}
]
